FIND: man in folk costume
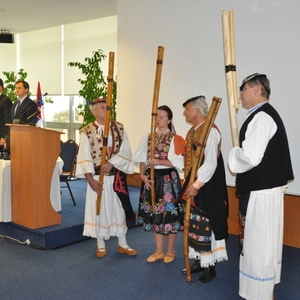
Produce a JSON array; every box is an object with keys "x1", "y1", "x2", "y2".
[
  {"x1": 228, "y1": 73, "x2": 294, "y2": 300},
  {"x1": 76, "y1": 98, "x2": 137, "y2": 258},
  {"x1": 181, "y1": 95, "x2": 229, "y2": 283}
]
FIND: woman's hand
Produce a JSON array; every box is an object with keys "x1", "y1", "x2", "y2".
[
  {"x1": 149, "y1": 158, "x2": 159, "y2": 168},
  {"x1": 140, "y1": 174, "x2": 154, "y2": 190}
]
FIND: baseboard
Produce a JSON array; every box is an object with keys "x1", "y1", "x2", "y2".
[{"x1": 128, "y1": 172, "x2": 300, "y2": 248}]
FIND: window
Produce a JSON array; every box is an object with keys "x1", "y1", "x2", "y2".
[{"x1": 43, "y1": 95, "x2": 82, "y2": 144}]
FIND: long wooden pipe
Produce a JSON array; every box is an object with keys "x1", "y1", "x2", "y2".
[
  {"x1": 183, "y1": 96, "x2": 222, "y2": 282},
  {"x1": 222, "y1": 10, "x2": 239, "y2": 147},
  {"x1": 150, "y1": 46, "x2": 164, "y2": 213},
  {"x1": 96, "y1": 51, "x2": 115, "y2": 215}
]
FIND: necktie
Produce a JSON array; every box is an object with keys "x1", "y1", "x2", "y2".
[{"x1": 14, "y1": 101, "x2": 21, "y2": 116}]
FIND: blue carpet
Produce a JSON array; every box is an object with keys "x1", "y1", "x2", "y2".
[
  {"x1": 0, "y1": 179, "x2": 299, "y2": 299},
  {"x1": 0, "y1": 179, "x2": 141, "y2": 249},
  {"x1": 0, "y1": 228, "x2": 299, "y2": 299}
]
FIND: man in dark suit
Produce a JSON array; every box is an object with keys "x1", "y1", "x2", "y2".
[
  {"x1": 0, "y1": 78, "x2": 12, "y2": 158},
  {"x1": 3, "y1": 80, "x2": 37, "y2": 158},
  {"x1": 12, "y1": 80, "x2": 37, "y2": 125}
]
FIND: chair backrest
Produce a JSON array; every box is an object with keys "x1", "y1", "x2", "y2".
[{"x1": 59, "y1": 140, "x2": 79, "y2": 174}]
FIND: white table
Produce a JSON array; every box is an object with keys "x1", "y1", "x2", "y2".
[{"x1": 0, "y1": 158, "x2": 63, "y2": 222}]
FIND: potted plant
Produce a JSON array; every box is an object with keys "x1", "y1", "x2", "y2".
[
  {"x1": 2, "y1": 69, "x2": 29, "y2": 102},
  {"x1": 68, "y1": 49, "x2": 117, "y2": 128}
]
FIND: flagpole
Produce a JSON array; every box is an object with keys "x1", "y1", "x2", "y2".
[{"x1": 41, "y1": 105, "x2": 46, "y2": 128}]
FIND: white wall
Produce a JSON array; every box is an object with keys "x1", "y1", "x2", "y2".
[{"x1": 117, "y1": 0, "x2": 300, "y2": 195}]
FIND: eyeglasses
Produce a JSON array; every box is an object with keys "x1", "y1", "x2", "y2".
[{"x1": 240, "y1": 85, "x2": 248, "y2": 92}]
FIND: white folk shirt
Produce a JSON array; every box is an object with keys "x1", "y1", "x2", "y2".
[
  {"x1": 76, "y1": 125, "x2": 134, "y2": 239},
  {"x1": 228, "y1": 111, "x2": 277, "y2": 174}
]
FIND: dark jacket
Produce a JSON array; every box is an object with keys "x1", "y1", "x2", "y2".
[
  {"x1": 0, "y1": 93, "x2": 12, "y2": 138},
  {"x1": 11, "y1": 97, "x2": 37, "y2": 125}
]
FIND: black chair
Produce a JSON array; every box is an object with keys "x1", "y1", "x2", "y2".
[{"x1": 59, "y1": 139, "x2": 79, "y2": 206}]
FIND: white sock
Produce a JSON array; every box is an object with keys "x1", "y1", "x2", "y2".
[
  {"x1": 118, "y1": 235, "x2": 128, "y2": 248},
  {"x1": 97, "y1": 238, "x2": 105, "y2": 249}
]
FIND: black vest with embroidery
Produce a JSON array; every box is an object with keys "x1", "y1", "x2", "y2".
[{"x1": 236, "y1": 103, "x2": 294, "y2": 195}]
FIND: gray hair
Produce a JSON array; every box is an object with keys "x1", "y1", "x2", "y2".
[
  {"x1": 191, "y1": 96, "x2": 208, "y2": 116},
  {"x1": 247, "y1": 76, "x2": 271, "y2": 99}
]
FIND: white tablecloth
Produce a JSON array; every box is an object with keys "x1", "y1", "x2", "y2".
[{"x1": 0, "y1": 158, "x2": 63, "y2": 222}]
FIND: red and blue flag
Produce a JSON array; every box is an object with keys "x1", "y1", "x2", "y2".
[{"x1": 35, "y1": 82, "x2": 44, "y2": 126}]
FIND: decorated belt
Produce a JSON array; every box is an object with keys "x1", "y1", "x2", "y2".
[{"x1": 94, "y1": 167, "x2": 117, "y2": 176}]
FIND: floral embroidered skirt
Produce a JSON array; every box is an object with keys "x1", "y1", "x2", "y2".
[{"x1": 138, "y1": 167, "x2": 183, "y2": 235}]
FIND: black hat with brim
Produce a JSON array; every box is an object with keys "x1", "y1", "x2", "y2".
[
  {"x1": 182, "y1": 95, "x2": 205, "y2": 107},
  {"x1": 239, "y1": 73, "x2": 269, "y2": 94}
]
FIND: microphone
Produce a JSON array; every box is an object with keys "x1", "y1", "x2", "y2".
[
  {"x1": 13, "y1": 102, "x2": 37, "y2": 125},
  {"x1": 26, "y1": 111, "x2": 39, "y2": 125}
]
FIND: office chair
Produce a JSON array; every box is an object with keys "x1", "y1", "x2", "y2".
[{"x1": 59, "y1": 139, "x2": 79, "y2": 206}]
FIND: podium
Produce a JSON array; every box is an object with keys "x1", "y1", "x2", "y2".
[{"x1": 9, "y1": 124, "x2": 62, "y2": 229}]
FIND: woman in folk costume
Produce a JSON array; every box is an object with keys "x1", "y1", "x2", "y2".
[
  {"x1": 134, "y1": 105, "x2": 184, "y2": 263},
  {"x1": 76, "y1": 98, "x2": 137, "y2": 258}
]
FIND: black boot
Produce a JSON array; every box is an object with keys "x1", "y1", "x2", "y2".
[
  {"x1": 3, "y1": 151, "x2": 10, "y2": 160},
  {"x1": 196, "y1": 265, "x2": 216, "y2": 283},
  {"x1": 182, "y1": 259, "x2": 204, "y2": 274}
]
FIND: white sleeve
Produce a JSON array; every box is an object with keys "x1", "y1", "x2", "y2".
[
  {"x1": 75, "y1": 132, "x2": 95, "y2": 178},
  {"x1": 133, "y1": 134, "x2": 149, "y2": 168},
  {"x1": 197, "y1": 127, "x2": 220, "y2": 183},
  {"x1": 109, "y1": 129, "x2": 134, "y2": 174},
  {"x1": 228, "y1": 112, "x2": 277, "y2": 173}
]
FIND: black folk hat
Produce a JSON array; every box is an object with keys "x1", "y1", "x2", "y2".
[
  {"x1": 239, "y1": 73, "x2": 270, "y2": 95},
  {"x1": 182, "y1": 95, "x2": 206, "y2": 107}
]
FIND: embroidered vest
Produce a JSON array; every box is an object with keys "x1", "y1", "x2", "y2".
[
  {"x1": 184, "y1": 123, "x2": 221, "y2": 178},
  {"x1": 146, "y1": 131, "x2": 175, "y2": 162},
  {"x1": 81, "y1": 121, "x2": 124, "y2": 168}
]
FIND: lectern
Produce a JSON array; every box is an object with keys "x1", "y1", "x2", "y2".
[{"x1": 9, "y1": 124, "x2": 62, "y2": 229}]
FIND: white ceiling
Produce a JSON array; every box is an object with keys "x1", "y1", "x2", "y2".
[{"x1": 0, "y1": 0, "x2": 117, "y2": 34}]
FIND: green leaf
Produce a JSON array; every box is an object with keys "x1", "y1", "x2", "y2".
[{"x1": 68, "y1": 49, "x2": 117, "y2": 127}]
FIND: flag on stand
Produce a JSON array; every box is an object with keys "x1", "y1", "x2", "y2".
[{"x1": 35, "y1": 82, "x2": 44, "y2": 127}]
